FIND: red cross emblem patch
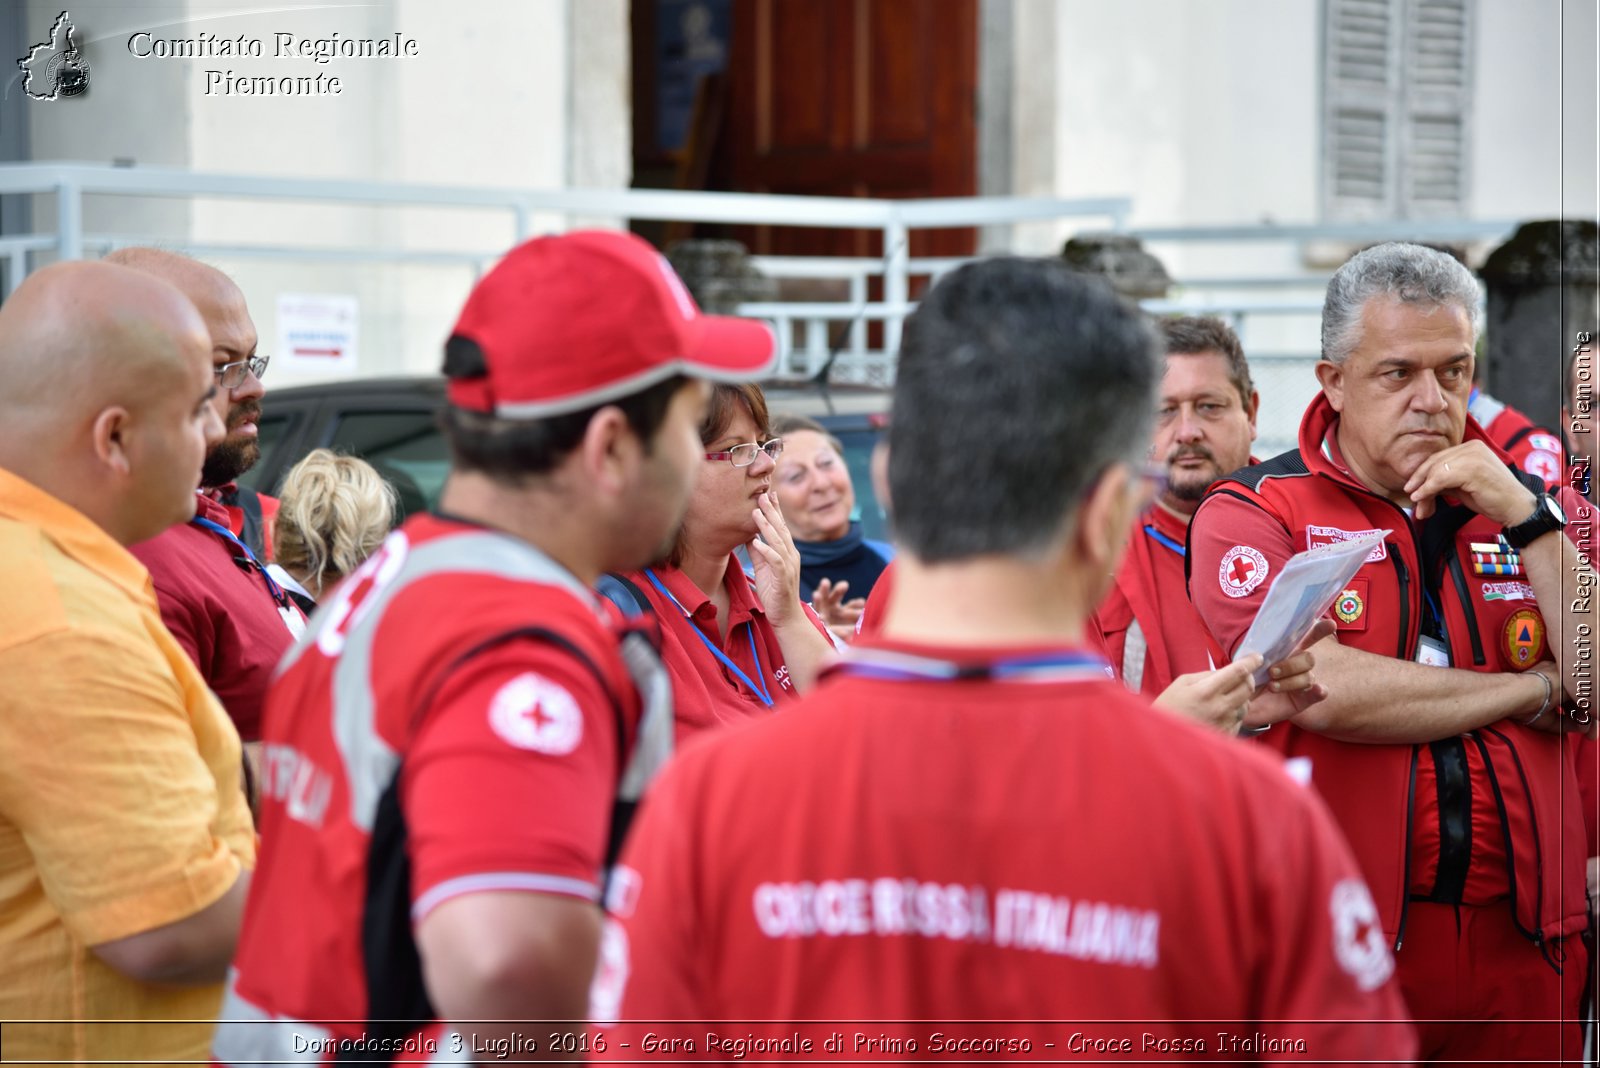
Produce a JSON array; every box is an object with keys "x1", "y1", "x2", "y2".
[
  {"x1": 1219, "y1": 545, "x2": 1269, "y2": 599},
  {"x1": 488, "y1": 672, "x2": 583, "y2": 755}
]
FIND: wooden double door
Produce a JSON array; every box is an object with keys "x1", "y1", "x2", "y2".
[{"x1": 635, "y1": 0, "x2": 978, "y2": 260}]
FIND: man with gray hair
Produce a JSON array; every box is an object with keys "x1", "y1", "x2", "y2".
[
  {"x1": 1190, "y1": 241, "x2": 1594, "y2": 1060},
  {"x1": 594, "y1": 257, "x2": 1414, "y2": 1058}
]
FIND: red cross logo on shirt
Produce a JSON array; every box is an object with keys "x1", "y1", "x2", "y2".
[
  {"x1": 1330, "y1": 878, "x2": 1394, "y2": 992},
  {"x1": 488, "y1": 672, "x2": 583, "y2": 755},
  {"x1": 525, "y1": 702, "x2": 554, "y2": 732},
  {"x1": 1229, "y1": 555, "x2": 1256, "y2": 585},
  {"x1": 1219, "y1": 545, "x2": 1269, "y2": 599}
]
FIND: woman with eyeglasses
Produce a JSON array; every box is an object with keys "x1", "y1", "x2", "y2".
[{"x1": 607, "y1": 383, "x2": 840, "y2": 741}]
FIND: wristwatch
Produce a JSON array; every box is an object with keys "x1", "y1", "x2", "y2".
[{"x1": 1502, "y1": 492, "x2": 1567, "y2": 550}]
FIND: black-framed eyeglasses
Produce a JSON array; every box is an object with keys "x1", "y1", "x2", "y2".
[
  {"x1": 215, "y1": 354, "x2": 269, "y2": 390},
  {"x1": 705, "y1": 438, "x2": 784, "y2": 467}
]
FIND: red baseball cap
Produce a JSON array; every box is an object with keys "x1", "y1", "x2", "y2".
[{"x1": 445, "y1": 230, "x2": 777, "y2": 418}]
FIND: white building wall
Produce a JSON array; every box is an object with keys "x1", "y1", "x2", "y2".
[
  {"x1": 1474, "y1": 0, "x2": 1598, "y2": 222},
  {"x1": 13, "y1": 0, "x2": 1593, "y2": 420},
  {"x1": 23, "y1": 0, "x2": 623, "y2": 387},
  {"x1": 24, "y1": 0, "x2": 195, "y2": 237},
  {"x1": 1043, "y1": 0, "x2": 1594, "y2": 454}
]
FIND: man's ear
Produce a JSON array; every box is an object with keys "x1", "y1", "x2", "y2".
[
  {"x1": 577, "y1": 405, "x2": 636, "y2": 495},
  {"x1": 91, "y1": 407, "x2": 132, "y2": 476},
  {"x1": 1314, "y1": 360, "x2": 1346, "y2": 412},
  {"x1": 1077, "y1": 462, "x2": 1137, "y2": 574},
  {"x1": 1247, "y1": 390, "x2": 1261, "y2": 441}
]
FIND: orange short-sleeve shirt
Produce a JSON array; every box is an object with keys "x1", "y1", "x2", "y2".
[{"x1": 0, "y1": 468, "x2": 256, "y2": 1063}]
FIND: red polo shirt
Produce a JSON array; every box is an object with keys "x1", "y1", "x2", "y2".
[{"x1": 621, "y1": 560, "x2": 819, "y2": 742}]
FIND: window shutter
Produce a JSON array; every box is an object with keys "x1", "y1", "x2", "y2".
[
  {"x1": 1324, "y1": 0, "x2": 1401, "y2": 219},
  {"x1": 1400, "y1": 0, "x2": 1472, "y2": 216},
  {"x1": 1322, "y1": 0, "x2": 1471, "y2": 220}
]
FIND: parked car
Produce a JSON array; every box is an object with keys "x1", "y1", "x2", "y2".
[{"x1": 240, "y1": 376, "x2": 893, "y2": 542}]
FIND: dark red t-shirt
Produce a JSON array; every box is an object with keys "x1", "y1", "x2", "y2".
[{"x1": 128, "y1": 493, "x2": 301, "y2": 741}]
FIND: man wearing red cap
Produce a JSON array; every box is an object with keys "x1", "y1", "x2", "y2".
[{"x1": 215, "y1": 230, "x2": 775, "y2": 1062}]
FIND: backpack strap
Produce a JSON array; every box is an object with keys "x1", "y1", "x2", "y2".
[{"x1": 596, "y1": 572, "x2": 654, "y2": 617}]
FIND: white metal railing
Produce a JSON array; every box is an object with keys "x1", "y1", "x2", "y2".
[
  {"x1": 745, "y1": 218, "x2": 1519, "y2": 382},
  {"x1": 0, "y1": 162, "x2": 1130, "y2": 366},
  {"x1": 0, "y1": 162, "x2": 1531, "y2": 394}
]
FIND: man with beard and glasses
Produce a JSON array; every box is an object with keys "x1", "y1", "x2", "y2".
[
  {"x1": 113, "y1": 249, "x2": 305, "y2": 750},
  {"x1": 1091, "y1": 317, "x2": 1323, "y2": 733}
]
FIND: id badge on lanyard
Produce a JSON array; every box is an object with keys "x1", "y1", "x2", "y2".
[
  {"x1": 1416, "y1": 586, "x2": 1451, "y2": 667},
  {"x1": 1416, "y1": 634, "x2": 1451, "y2": 668},
  {"x1": 280, "y1": 604, "x2": 307, "y2": 640}
]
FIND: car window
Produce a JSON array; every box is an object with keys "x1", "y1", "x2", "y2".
[
  {"x1": 326, "y1": 409, "x2": 449, "y2": 521},
  {"x1": 238, "y1": 411, "x2": 297, "y2": 494}
]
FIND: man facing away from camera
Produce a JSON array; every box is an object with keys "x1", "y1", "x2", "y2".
[{"x1": 592, "y1": 256, "x2": 1416, "y2": 1061}]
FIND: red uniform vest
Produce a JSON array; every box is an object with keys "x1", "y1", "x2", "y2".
[
  {"x1": 215, "y1": 516, "x2": 671, "y2": 1063},
  {"x1": 1192, "y1": 396, "x2": 1588, "y2": 953}
]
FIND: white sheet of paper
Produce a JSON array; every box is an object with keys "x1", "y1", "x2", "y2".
[{"x1": 1233, "y1": 529, "x2": 1390, "y2": 686}]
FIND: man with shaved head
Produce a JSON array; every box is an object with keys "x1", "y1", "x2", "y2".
[
  {"x1": 108, "y1": 248, "x2": 303, "y2": 746},
  {"x1": 0, "y1": 261, "x2": 255, "y2": 1061}
]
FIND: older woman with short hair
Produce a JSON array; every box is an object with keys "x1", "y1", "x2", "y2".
[{"x1": 770, "y1": 413, "x2": 894, "y2": 640}]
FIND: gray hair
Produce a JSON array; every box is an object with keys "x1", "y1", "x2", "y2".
[{"x1": 1320, "y1": 242, "x2": 1480, "y2": 365}]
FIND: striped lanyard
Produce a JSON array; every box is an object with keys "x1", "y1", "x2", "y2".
[
  {"x1": 190, "y1": 515, "x2": 290, "y2": 610},
  {"x1": 830, "y1": 646, "x2": 1111, "y2": 685},
  {"x1": 643, "y1": 568, "x2": 774, "y2": 707}
]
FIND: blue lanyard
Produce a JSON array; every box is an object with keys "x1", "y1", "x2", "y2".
[
  {"x1": 190, "y1": 515, "x2": 289, "y2": 609},
  {"x1": 1421, "y1": 586, "x2": 1446, "y2": 636},
  {"x1": 1143, "y1": 523, "x2": 1186, "y2": 557},
  {"x1": 830, "y1": 647, "x2": 1111, "y2": 684},
  {"x1": 643, "y1": 568, "x2": 774, "y2": 707}
]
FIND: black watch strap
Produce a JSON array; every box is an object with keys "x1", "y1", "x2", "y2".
[{"x1": 1502, "y1": 492, "x2": 1566, "y2": 550}]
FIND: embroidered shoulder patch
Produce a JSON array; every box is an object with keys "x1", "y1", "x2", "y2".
[
  {"x1": 1219, "y1": 545, "x2": 1269, "y2": 598},
  {"x1": 488, "y1": 672, "x2": 583, "y2": 755},
  {"x1": 1502, "y1": 609, "x2": 1545, "y2": 668}
]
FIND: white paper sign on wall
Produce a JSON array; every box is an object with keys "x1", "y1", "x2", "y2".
[{"x1": 278, "y1": 293, "x2": 359, "y2": 376}]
